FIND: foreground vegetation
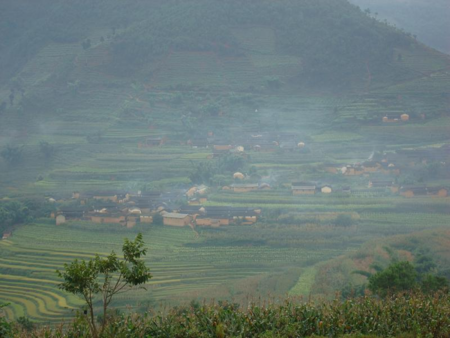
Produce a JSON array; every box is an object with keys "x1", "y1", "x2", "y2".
[{"x1": 2, "y1": 291, "x2": 450, "y2": 337}]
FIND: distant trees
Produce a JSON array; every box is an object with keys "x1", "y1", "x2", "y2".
[
  {"x1": 0, "y1": 200, "x2": 31, "y2": 235},
  {"x1": 81, "y1": 39, "x2": 92, "y2": 50},
  {"x1": 1, "y1": 145, "x2": 23, "y2": 165},
  {"x1": 39, "y1": 141, "x2": 56, "y2": 160},
  {"x1": 368, "y1": 261, "x2": 418, "y2": 297},
  {"x1": 334, "y1": 214, "x2": 354, "y2": 227},
  {"x1": 0, "y1": 303, "x2": 12, "y2": 337},
  {"x1": 189, "y1": 155, "x2": 245, "y2": 185},
  {"x1": 365, "y1": 259, "x2": 449, "y2": 297}
]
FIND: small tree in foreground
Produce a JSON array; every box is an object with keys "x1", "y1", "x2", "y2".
[{"x1": 57, "y1": 233, "x2": 152, "y2": 338}]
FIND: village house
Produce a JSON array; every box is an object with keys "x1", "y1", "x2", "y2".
[
  {"x1": 292, "y1": 182, "x2": 316, "y2": 195},
  {"x1": 162, "y1": 213, "x2": 192, "y2": 227},
  {"x1": 88, "y1": 212, "x2": 127, "y2": 225},
  {"x1": 2, "y1": 232, "x2": 12, "y2": 240},
  {"x1": 321, "y1": 186, "x2": 332, "y2": 194},
  {"x1": 230, "y1": 183, "x2": 259, "y2": 193},
  {"x1": 73, "y1": 191, "x2": 128, "y2": 203},
  {"x1": 399, "y1": 186, "x2": 428, "y2": 198},
  {"x1": 188, "y1": 197, "x2": 208, "y2": 205},
  {"x1": 362, "y1": 161, "x2": 381, "y2": 173},
  {"x1": 178, "y1": 206, "x2": 260, "y2": 227},
  {"x1": 57, "y1": 207, "x2": 86, "y2": 222},
  {"x1": 342, "y1": 165, "x2": 364, "y2": 176},
  {"x1": 55, "y1": 214, "x2": 66, "y2": 225},
  {"x1": 427, "y1": 187, "x2": 448, "y2": 198},
  {"x1": 382, "y1": 114, "x2": 409, "y2": 123},
  {"x1": 213, "y1": 143, "x2": 233, "y2": 151},
  {"x1": 140, "y1": 215, "x2": 153, "y2": 224}
]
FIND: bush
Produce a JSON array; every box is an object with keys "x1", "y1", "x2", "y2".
[
  {"x1": 28, "y1": 292, "x2": 450, "y2": 337},
  {"x1": 334, "y1": 214, "x2": 354, "y2": 227},
  {"x1": 368, "y1": 261, "x2": 417, "y2": 297}
]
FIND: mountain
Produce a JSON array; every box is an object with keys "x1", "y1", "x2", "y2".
[
  {"x1": 349, "y1": 0, "x2": 450, "y2": 54},
  {"x1": 0, "y1": 0, "x2": 419, "y2": 90}
]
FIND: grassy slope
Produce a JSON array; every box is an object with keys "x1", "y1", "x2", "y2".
[{"x1": 311, "y1": 228, "x2": 450, "y2": 297}]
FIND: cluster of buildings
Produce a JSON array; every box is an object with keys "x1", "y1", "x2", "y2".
[
  {"x1": 324, "y1": 160, "x2": 400, "y2": 176},
  {"x1": 53, "y1": 188, "x2": 261, "y2": 228},
  {"x1": 188, "y1": 132, "x2": 307, "y2": 157},
  {"x1": 163, "y1": 206, "x2": 260, "y2": 228},
  {"x1": 382, "y1": 113, "x2": 410, "y2": 123}
]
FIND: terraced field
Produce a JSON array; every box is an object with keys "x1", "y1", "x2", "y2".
[{"x1": 0, "y1": 221, "x2": 331, "y2": 322}]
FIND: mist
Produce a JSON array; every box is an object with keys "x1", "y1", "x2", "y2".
[{"x1": 0, "y1": 1, "x2": 449, "y2": 335}]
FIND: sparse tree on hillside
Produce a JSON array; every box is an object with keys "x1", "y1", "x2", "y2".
[
  {"x1": 8, "y1": 91, "x2": 14, "y2": 106},
  {"x1": 1, "y1": 144, "x2": 23, "y2": 165},
  {"x1": 39, "y1": 141, "x2": 56, "y2": 160},
  {"x1": 57, "y1": 233, "x2": 152, "y2": 338}
]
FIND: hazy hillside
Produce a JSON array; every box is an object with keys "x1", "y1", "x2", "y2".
[
  {"x1": 349, "y1": 0, "x2": 450, "y2": 54},
  {"x1": 0, "y1": 0, "x2": 417, "y2": 89}
]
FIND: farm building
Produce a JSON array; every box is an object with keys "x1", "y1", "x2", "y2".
[
  {"x1": 427, "y1": 187, "x2": 448, "y2": 197},
  {"x1": 362, "y1": 161, "x2": 381, "y2": 173},
  {"x1": 233, "y1": 172, "x2": 245, "y2": 180},
  {"x1": 140, "y1": 215, "x2": 153, "y2": 224},
  {"x1": 163, "y1": 213, "x2": 192, "y2": 227},
  {"x1": 321, "y1": 186, "x2": 332, "y2": 194},
  {"x1": 399, "y1": 186, "x2": 448, "y2": 198},
  {"x1": 188, "y1": 197, "x2": 208, "y2": 205},
  {"x1": 89, "y1": 213, "x2": 127, "y2": 225},
  {"x1": 56, "y1": 214, "x2": 66, "y2": 225},
  {"x1": 401, "y1": 114, "x2": 410, "y2": 121},
  {"x1": 292, "y1": 183, "x2": 316, "y2": 195},
  {"x1": 400, "y1": 187, "x2": 428, "y2": 198},
  {"x1": 231, "y1": 184, "x2": 259, "y2": 193},
  {"x1": 342, "y1": 165, "x2": 364, "y2": 176},
  {"x1": 382, "y1": 115, "x2": 400, "y2": 123},
  {"x1": 178, "y1": 206, "x2": 260, "y2": 227},
  {"x1": 2, "y1": 232, "x2": 12, "y2": 240},
  {"x1": 57, "y1": 207, "x2": 86, "y2": 220},
  {"x1": 213, "y1": 144, "x2": 233, "y2": 151}
]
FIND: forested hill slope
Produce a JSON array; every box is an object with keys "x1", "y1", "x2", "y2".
[
  {"x1": 349, "y1": 0, "x2": 450, "y2": 54},
  {"x1": 0, "y1": 0, "x2": 420, "y2": 90}
]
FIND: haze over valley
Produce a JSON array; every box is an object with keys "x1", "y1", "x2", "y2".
[{"x1": 0, "y1": 1, "x2": 450, "y2": 336}]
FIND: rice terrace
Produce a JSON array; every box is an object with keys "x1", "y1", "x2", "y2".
[{"x1": 1, "y1": 0, "x2": 450, "y2": 336}]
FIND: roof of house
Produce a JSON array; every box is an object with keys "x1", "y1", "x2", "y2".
[
  {"x1": 427, "y1": 187, "x2": 448, "y2": 193},
  {"x1": 292, "y1": 182, "x2": 316, "y2": 189},
  {"x1": 231, "y1": 184, "x2": 259, "y2": 188},
  {"x1": 400, "y1": 186, "x2": 428, "y2": 194},
  {"x1": 163, "y1": 213, "x2": 190, "y2": 219}
]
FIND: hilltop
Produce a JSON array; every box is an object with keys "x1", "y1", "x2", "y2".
[
  {"x1": 349, "y1": 0, "x2": 450, "y2": 54},
  {"x1": 0, "y1": 0, "x2": 425, "y2": 90}
]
